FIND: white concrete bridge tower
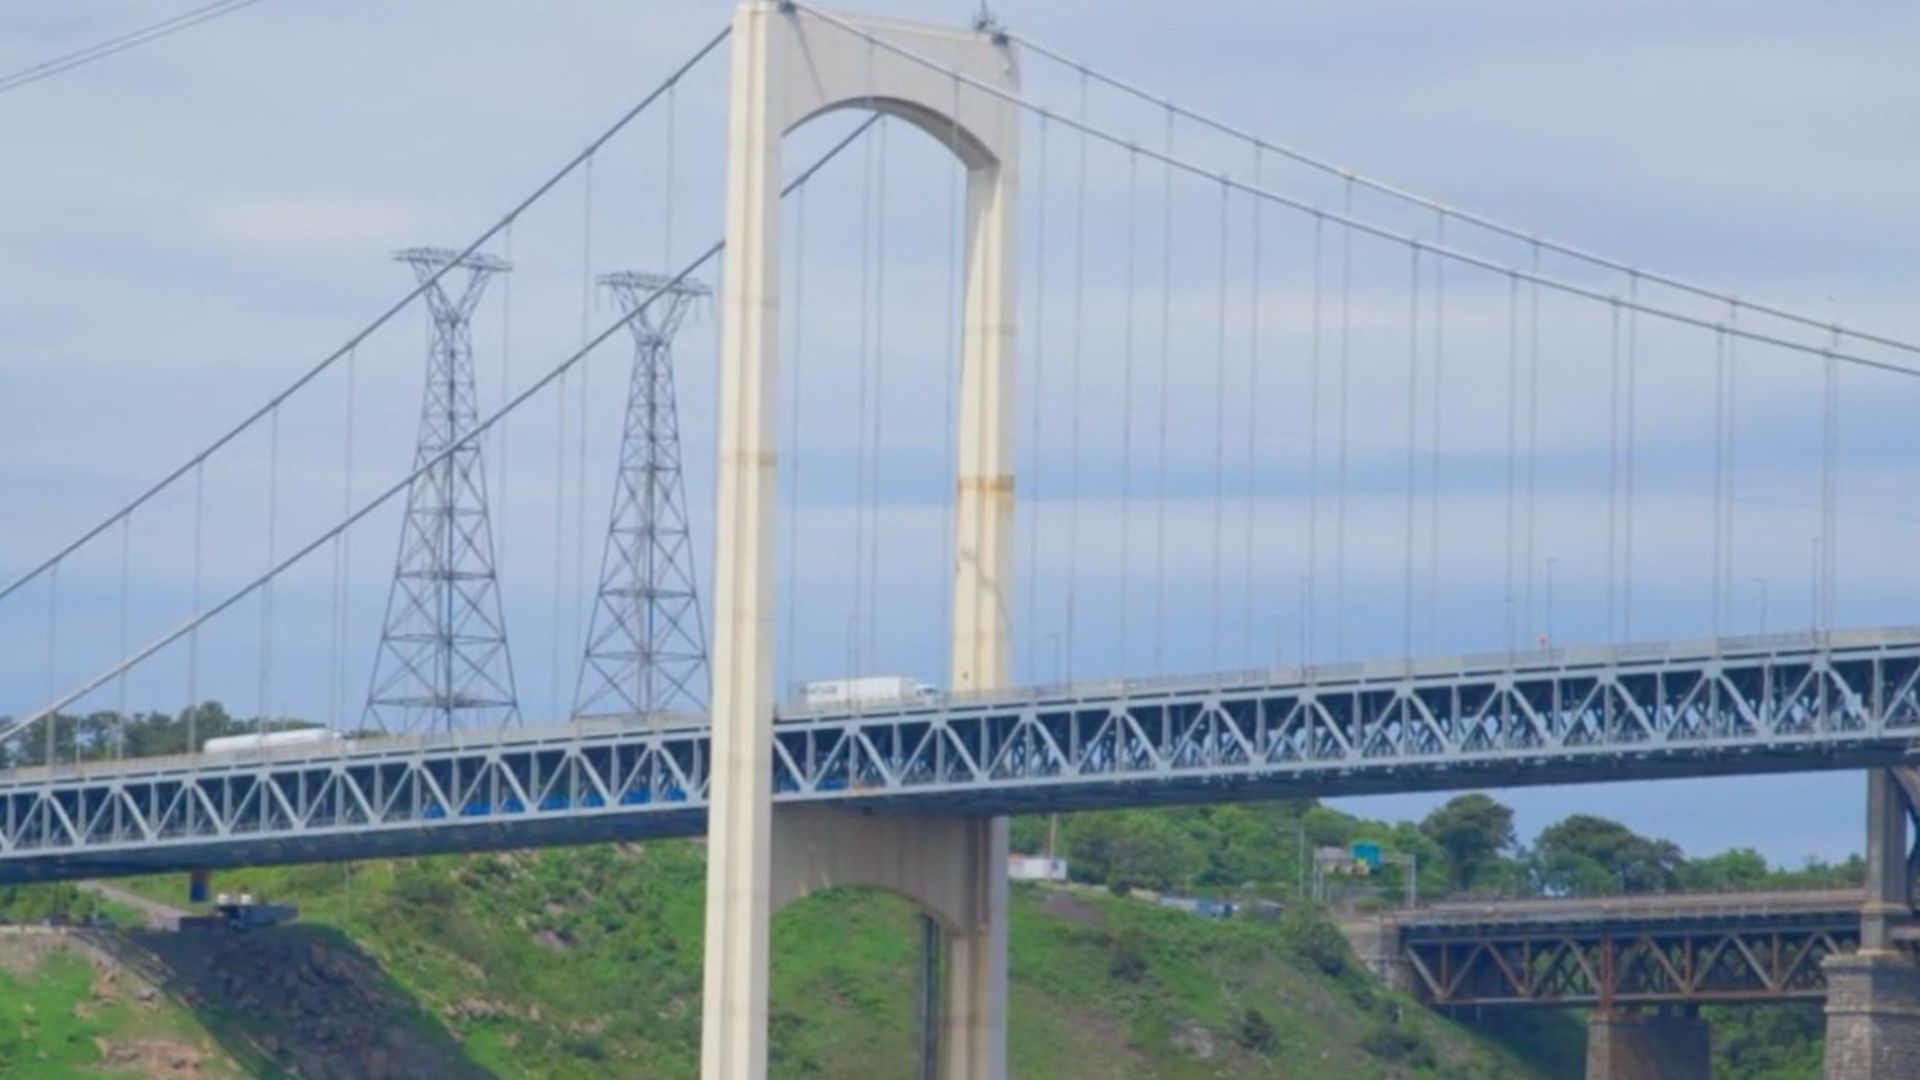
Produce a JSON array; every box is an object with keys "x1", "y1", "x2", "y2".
[{"x1": 700, "y1": 4, "x2": 1021, "y2": 1078}]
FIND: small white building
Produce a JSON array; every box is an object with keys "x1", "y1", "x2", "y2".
[{"x1": 1008, "y1": 854, "x2": 1068, "y2": 882}]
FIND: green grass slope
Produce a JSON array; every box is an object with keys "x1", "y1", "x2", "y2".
[{"x1": 98, "y1": 842, "x2": 1543, "y2": 1079}]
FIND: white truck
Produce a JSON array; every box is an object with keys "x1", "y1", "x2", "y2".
[
  {"x1": 797, "y1": 676, "x2": 938, "y2": 710},
  {"x1": 200, "y1": 727, "x2": 344, "y2": 757}
]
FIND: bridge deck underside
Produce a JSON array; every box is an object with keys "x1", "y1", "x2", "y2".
[{"x1": 3, "y1": 630, "x2": 1919, "y2": 883}]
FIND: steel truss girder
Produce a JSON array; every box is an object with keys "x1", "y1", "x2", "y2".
[
  {"x1": 1404, "y1": 919, "x2": 1858, "y2": 1007},
  {"x1": 4, "y1": 630, "x2": 1920, "y2": 881}
]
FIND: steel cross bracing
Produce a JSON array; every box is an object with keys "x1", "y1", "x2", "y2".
[
  {"x1": 1397, "y1": 892, "x2": 1870, "y2": 1007},
  {"x1": 5, "y1": 628, "x2": 1920, "y2": 882}
]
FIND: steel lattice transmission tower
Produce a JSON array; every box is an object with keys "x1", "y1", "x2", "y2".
[
  {"x1": 365, "y1": 247, "x2": 520, "y2": 734},
  {"x1": 574, "y1": 271, "x2": 711, "y2": 720}
]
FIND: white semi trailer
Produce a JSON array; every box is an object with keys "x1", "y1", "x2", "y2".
[
  {"x1": 200, "y1": 728, "x2": 343, "y2": 756},
  {"x1": 797, "y1": 676, "x2": 938, "y2": 710}
]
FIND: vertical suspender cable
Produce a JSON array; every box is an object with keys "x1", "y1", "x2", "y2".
[
  {"x1": 1118, "y1": 149, "x2": 1139, "y2": 672},
  {"x1": 116, "y1": 516, "x2": 130, "y2": 756},
  {"x1": 552, "y1": 328, "x2": 571, "y2": 716},
  {"x1": 1623, "y1": 273, "x2": 1640, "y2": 640},
  {"x1": 1606, "y1": 302, "x2": 1621, "y2": 644},
  {"x1": 1025, "y1": 113, "x2": 1051, "y2": 680},
  {"x1": 332, "y1": 347, "x2": 358, "y2": 728},
  {"x1": 1720, "y1": 322, "x2": 1735, "y2": 634},
  {"x1": 1427, "y1": 212, "x2": 1444, "y2": 652},
  {"x1": 1823, "y1": 328, "x2": 1840, "y2": 635},
  {"x1": 1154, "y1": 106, "x2": 1173, "y2": 675},
  {"x1": 1524, "y1": 243, "x2": 1541, "y2": 642},
  {"x1": 1243, "y1": 147, "x2": 1263, "y2": 667},
  {"x1": 853, "y1": 106, "x2": 876, "y2": 678},
  {"x1": 45, "y1": 564, "x2": 58, "y2": 764},
  {"x1": 783, "y1": 185, "x2": 809, "y2": 694},
  {"x1": 1210, "y1": 177, "x2": 1229, "y2": 672},
  {"x1": 868, "y1": 117, "x2": 890, "y2": 668},
  {"x1": 1307, "y1": 217, "x2": 1324, "y2": 666},
  {"x1": 941, "y1": 77, "x2": 961, "y2": 665},
  {"x1": 1503, "y1": 274, "x2": 1519, "y2": 654},
  {"x1": 1335, "y1": 178, "x2": 1353, "y2": 660},
  {"x1": 1726, "y1": 304, "x2": 1739, "y2": 630},
  {"x1": 575, "y1": 157, "x2": 596, "y2": 687},
  {"x1": 498, "y1": 222, "x2": 515, "y2": 571},
  {"x1": 1065, "y1": 72, "x2": 1088, "y2": 682},
  {"x1": 188, "y1": 461, "x2": 204, "y2": 748},
  {"x1": 1403, "y1": 246, "x2": 1420, "y2": 663},
  {"x1": 260, "y1": 406, "x2": 280, "y2": 729}
]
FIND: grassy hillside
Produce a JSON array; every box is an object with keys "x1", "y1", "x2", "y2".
[{"x1": 40, "y1": 840, "x2": 1546, "y2": 1079}]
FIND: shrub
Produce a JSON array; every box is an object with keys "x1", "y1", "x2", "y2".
[
  {"x1": 1359, "y1": 1024, "x2": 1433, "y2": 1066},
  {"x1": 1108, "y1": 926, "x2": 1149, "y2": 982},
  {"x1": 1279, "y1": 906, "x2": 1351, "y2": 978},
  {"x1": 1236, "y1": 1007, "x2": 1277, "y2": 1054}
]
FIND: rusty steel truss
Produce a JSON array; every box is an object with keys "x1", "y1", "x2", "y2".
[{"x1": 1402, "y1": 895, "x2": 1863, "y2": 1008}]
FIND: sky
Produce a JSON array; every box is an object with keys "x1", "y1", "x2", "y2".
[{"x1": 2, "y1": 0, "x2": 1918, "y2": 867}]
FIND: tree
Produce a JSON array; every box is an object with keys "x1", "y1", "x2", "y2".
[
  {"x1": 1679, "y1": 847, "x2": 1770, "y2": 892},
  {"x1": 1420, "y1": 794, "x2": 1516, "y2": 894},
  {"x1": 1530, "y1": 815, "x2": 1684, "y2": 896},
  {"x1": 1068, "y1": 811, "x2": 1205, "y2": 892}
]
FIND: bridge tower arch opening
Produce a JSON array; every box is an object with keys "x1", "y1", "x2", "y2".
[{"x1": 702, "y1": 5, "x2": 1020, "y2": 1080}]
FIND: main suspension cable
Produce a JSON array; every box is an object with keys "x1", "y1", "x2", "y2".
[
  {"x1": 1002, "y1": 26, "x2": 1920, "y2": 360},
  {"x1": 0, "y1": 26, "x2": 731, "y2": 610},
  {"x1": 788, "y1": 6, "x2": 1920, "y2": 379}
]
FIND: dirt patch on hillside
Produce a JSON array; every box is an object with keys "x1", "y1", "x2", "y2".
[
  {"x1": 0, "y1": 927, "x2": 68, "y2": 976},
  {"x1": 87, "y1": 926, "x2": 497, "y2": 1080}
]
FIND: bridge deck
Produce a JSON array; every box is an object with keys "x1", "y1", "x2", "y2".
[{"x1": 4, "y1": 627, "x2": 1920, "y2": 882}]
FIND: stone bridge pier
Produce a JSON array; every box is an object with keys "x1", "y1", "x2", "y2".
[
  {"x1": 1822, "y1": 768, "x2": 1920, "y2": 1079},
  {"x1": 1585, "y1": 1008, "x2": 1710, "y2": 1080}
]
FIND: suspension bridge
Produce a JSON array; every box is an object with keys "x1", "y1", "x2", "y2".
[{"x1": 5, "y1": 3, "x2": 1920, "y2": 1077}]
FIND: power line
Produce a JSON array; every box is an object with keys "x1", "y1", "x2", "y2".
[{"x1": 0, "y1": 0, "x2": 271, "y2": 98}]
